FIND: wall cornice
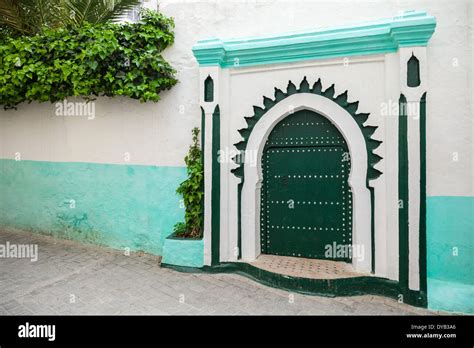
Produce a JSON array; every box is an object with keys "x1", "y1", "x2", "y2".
[{"x1": 192, "y1": 10, "x2": 436, "y2": 68}]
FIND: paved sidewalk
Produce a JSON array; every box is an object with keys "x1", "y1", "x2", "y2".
[{"x1": 0, "y1": 229, "x2": 438, "y2": 315}]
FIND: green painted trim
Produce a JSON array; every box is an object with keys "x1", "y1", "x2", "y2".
[
  {"x1": 204, "y1": 75, "x2": 214, "y2": 102},
  {"x1": 231, "y1": 77, "x2": 382, "y2": 267},
  {"x1": 192, "y1": 11, "x2": 436, "y2": 68},
  {"x1": 0, "y1": 159, "x2": 186, "y2": 256},
  {"x1": 398, "y1": 94, "x2": 409, "y2": 289},
  {"x1": 419, "y1": 93, "x2": 427, "y2": 293},
  {"x1": 231, "y1": 77, "x2": 382, "y2": 182},
  {"x1": 162, "y1": 262, "x2": 427, "y2": 308},
  {"x1": 407, "y1": 53, "x2": 421, "y2": 87},
  {"x1": 200, "y1": 107, "x2": 205, "y2": 163},
  {"x1": 200, "y1": 107, "x2": 206, "y2": 231},
  {"x1": 211, "y1": 105, "x2": 221, "y2": 265},
  {"x1": 237, "y1": 182, "x2": 243, "y2": 259},
  {"x1": 162, "y1": 234, "x2": 204, "y2": 268},
  {"x1": 370, "y1": 186, "x2": 375, "y2": 274}
]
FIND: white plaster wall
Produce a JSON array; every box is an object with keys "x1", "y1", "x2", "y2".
[
  {"x1": 1, "y1": 0, "x2": 471, "y2": 192},
  {"x1": 0, "y1": 96, "x2": 199, "y2": 167},
  {"x1": 422, "y1": 0, "x2": 473, "y2": 197},
  {"x1": 160, "y1": 0, "x2": 473, "y2": 196},
  {"x1": 143, "y1": 0, "x2": 158, "y2": 10}
]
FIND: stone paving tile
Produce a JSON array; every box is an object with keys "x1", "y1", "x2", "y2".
[
  {"x1": 0, "y1": 228, "x2": 443, "y2": 315},
  {"x1": 251, "y1": 254, "x2": 365, "y2": 279}
]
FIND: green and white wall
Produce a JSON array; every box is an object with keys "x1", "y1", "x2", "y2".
[
  {"x1": 0, "y1": 98, "x2": 193, "y2": 255},
  {"x1": 0, "y1": 0, "x2": 472, "y2": 313}
]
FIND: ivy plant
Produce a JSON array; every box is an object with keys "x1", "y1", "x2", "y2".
[
  {"x1": 0, "y1": 9, "x2": 177, "y2": 108},
  {"x1": 174, "y1": 127, "x2": 204, "y2": 239}
]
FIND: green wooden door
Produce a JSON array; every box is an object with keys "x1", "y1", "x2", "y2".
[{"x1": 261, "y1": 109, "x2": 352, "y2": 261}]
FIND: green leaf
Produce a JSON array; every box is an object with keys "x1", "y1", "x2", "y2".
[
  {"x1": 174, "y1": 127, "x2": 204, "y2": 238},
  {"x1": 0, "y1": 9, "x2": 177, "y2": 108},
  {"x1": 89, "y1": 60, "x2": 98, "y2": 70}
]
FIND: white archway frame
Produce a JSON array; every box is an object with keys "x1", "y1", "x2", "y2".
[{"x1": 241, "y1": 93, "x2": 372, "y2": 273}]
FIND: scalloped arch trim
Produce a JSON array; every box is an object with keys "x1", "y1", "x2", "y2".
[{"x1": 231, "y1": 76, "x2": 383, "y2": 183}]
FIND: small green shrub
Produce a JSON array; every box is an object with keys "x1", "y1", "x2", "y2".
[
  {"x1": 0, "y1": 9, "x2": 177, "y2": 108},
  {"x1": 173, "y1": 222, "x2": 187, "y2": 236},
  {"x1": 174, "y1": 127, "x2": 204, "y2": 239}
]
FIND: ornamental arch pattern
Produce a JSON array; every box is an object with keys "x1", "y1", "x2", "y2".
[{"x1": 231, "y1": 76, "x2": 383, "y2": 183}]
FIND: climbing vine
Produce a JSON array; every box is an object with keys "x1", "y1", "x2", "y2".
[
  {"x1": 174, "y1": 127, "x2": 204, "y2": 239},
  {"x1": 0, "y1": 9, "x2": 177, "y2": 108}
]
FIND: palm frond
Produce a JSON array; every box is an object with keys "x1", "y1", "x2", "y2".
[
  {"x1": 0, "y1": 0, "x2": 63, "y2": 35},
  {"x1": 0, "y1": 0, "x2": 26, "y2": 33},
  {"x1": 0, "y1": 0, "x2": 144, "y2": 36},
  {"x1": 92, "y1": 0, "x2": 142, "y2": 24},
  {"x1": 64, "y1": 0, "x2": 142, "y2": 26}
]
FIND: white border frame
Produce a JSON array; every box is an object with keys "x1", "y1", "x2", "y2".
[{"x1": 240, "y1": 93, "x2": 372, "y2": 273}]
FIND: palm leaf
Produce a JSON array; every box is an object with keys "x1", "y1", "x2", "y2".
[
  {"x1": 0, "y1": 0, "x2": 143, "y2": 36},
  {"x1": 0, "y1": 0, "x2": 27, "y2": 33},
  {"x1": 94, "y1": 0, "x2": 142, "y2": 23},
  {"x1": 64, "y1": 0, "x2": 142, "y2": 26},
  {"x1": 0, "y1": 0, "x2": 62, "y2": 35}
]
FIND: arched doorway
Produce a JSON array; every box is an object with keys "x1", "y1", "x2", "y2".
[
  {"x1": 260, "y1": 109, "x2": 352, "y2": 261},
  {"x1": 240, "y1": 92, "x2": 372, "y2": 273}
]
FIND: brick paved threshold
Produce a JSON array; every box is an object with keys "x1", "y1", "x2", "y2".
[
  {"x1": 0, "y1": 229, "x2": 440, "y2": 315},
  {"x1": 250, "y1": 254, "x2": 367, "y2": 279}
]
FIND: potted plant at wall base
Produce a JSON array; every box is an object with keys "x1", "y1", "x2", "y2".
[{"x1": 162, "y1": 127, "x2": 204, "y2": 267}]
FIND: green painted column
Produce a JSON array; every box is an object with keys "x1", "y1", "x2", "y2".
[
  {"x1": 211, "y1": 105, "x2": 221, "y2": 265},
  {"x1": 398, "y1": 94, "x2": 409, "y2": 290},
  {"x1": 419, "y1": 93, "x2": 427, "y2": 294}
]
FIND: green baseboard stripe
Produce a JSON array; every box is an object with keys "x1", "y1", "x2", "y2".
[
  {"x1": 0, "y1": 159, "x2": 186, "y2": 255},
  {"x1": 161, "y1": 262, "x2": 427, "y2": 307}
]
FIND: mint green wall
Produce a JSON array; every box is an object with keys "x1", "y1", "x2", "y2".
[
  {"x1": 162, "y1": 237, "x2": 204, "y2": 267},
  {"x1": 0, "y1": 159, "x2": 186, "y2": 255},
  {"x1": 2, "y1": 160, "x2": 473, "y2": 312},
  {"x1": 427, "y1": 196, "x2": 474, "y2": 313}
]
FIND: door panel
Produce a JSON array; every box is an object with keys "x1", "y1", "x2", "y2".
[{"x1": 260, "y1": 110, "x2": 352, "y2": 261}]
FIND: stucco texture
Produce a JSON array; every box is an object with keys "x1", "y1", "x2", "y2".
[
  {"x1": 427, "y1": 196, "x2": 474, "y2": 313},
  {"x1": 0, "y1": 159, "x2": 186, "y2": 255},
  {"x1": 162, "y1": 237, "x2": 204, "y2": 267},
  {"x1": 1, "y1": 1, "x2": 472, "y2": 197}
]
